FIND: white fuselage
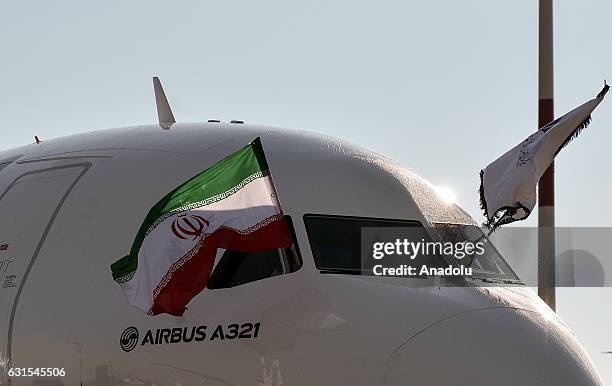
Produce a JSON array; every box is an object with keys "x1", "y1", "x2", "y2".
[{"x1": 0, "y1": 123, "x2": 603, "y2": 385}]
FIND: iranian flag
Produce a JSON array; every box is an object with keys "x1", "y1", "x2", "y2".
[{"x1": 111, "y1": 138, "x2": 292, "y2": 316}]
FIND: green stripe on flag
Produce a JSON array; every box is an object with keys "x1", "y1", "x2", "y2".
[{"x1": 111, "y1": 137, "x2": 270, "y2": 282}]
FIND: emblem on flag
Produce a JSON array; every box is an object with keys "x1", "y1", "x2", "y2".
[{"x1": 171, "y1": 214, "x2": 209, "y2": 240}]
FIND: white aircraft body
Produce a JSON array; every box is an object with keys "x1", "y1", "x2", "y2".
[{"x1": 0, "y1": 85, "x2": 603, "y2": 385}]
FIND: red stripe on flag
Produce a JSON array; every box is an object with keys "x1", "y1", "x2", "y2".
[{"x1": 149, "y1": 216, "x2": 292, "y2": 316}]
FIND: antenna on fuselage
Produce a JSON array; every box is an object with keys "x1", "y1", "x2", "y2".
[{"x1": 153, "y1": 77, "x2": 176, "y2": 130}]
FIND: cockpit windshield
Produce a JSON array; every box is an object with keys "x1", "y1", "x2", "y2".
[
  {"x1": 432, "y1": 223, "x2": 521, "y2": 284},
  {"x1": 304, "y1": 214, "x2": 522, "y2": 285}
]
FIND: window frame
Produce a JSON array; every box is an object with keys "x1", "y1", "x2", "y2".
[
  {"x1": 303, "y1": 213, "x2": 426, "y2": 272},
  {"x1": 206, "y1": 215, "x2": 303, "y2": 289}
]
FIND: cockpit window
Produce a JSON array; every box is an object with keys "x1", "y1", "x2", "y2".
[
  {"x1": 303, "y1": 214, "x2": 445, "y2": 274},
  {"x1": 432, "y1": 223, "x2": 521, "y2": 283},
  {"x1": 207, "y1": 216, "x2": 302, "y2": 289},
  {"x1": 303, "y1": 214, "x2": 521, "y2": 284}
]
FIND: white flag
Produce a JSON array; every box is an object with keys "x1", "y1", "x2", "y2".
[{"x1": 480, "y1": 84, "x2": 609, "y2": 230}]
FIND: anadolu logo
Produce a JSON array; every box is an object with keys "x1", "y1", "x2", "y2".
[
  {"x1": 120, "y1": 326, "x2": 139, "y2": 352},
  {"x1": 171, "y1": 214, "x2": 209, "y2": 240}
]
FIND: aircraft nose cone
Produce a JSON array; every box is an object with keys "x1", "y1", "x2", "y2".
[{"x1": 384, "y1": 307, "x2": 602, "y2": 386}]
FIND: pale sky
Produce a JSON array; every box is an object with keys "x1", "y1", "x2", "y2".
[{"x1": 1, "y1": 0, "x2": 611, "y2": 382}]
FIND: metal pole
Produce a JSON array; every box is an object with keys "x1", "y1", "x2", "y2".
[{"x1": 538, "y1": 0, "x2": 556, "y2": 310}]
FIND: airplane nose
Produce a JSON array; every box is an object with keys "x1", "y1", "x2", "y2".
[{"x1": 384, "y1": 307, "x2": 602, "y2": 386}]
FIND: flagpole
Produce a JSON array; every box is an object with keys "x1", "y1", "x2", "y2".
[
  {"x1": 538, "y1": 0, "x2": 556, "y2": 310},
  {"x1": 261, "y1": 145, "x2": 300, "y2": 270}
]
